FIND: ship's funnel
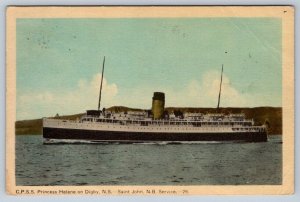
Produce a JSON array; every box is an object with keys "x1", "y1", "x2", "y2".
[{"x1": 152, "y1": 92, "x2": 165, "y2": 119}]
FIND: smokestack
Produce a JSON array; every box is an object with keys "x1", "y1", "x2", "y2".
[{"x1": 152, "y1": 92, "x2": 165, "y2": 119}]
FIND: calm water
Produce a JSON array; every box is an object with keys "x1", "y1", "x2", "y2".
[{"x1": 16, "y1": 135, "x2": 282, "y2": 185}]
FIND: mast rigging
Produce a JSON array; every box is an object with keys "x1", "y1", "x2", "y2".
[
  {"x1": 98, "y1": 56, "x2": 105, "y2": 111},
  {"x1": 217, "y1": 64, "x2": 223, "y2": 109}
]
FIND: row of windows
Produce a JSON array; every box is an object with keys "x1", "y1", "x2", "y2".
[
  {"x1": 82, "y1": 119, "x2": 252, "y2": 126},
  {"x1": 54, "y1": 122, "x2": 264, "y2": 132},
  {"x1": 233, "y1": 127, "x2": 265, "y2": 131}
]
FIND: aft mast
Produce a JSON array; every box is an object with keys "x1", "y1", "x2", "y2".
[
  {"x1": 217, "y1": 64, "x2": 223, "y2": 110},
  {"x1": 98, "y1": 56, "x2": 105, "y2": 111}
]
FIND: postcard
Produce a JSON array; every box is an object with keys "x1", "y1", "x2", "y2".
[{"x1": 6, "y1": 6, "x2": 294, "y2": 195}]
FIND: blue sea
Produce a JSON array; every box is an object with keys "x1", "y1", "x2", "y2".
[{"x1": 16, "y1": 135, "x2": 282, "y2": 185}]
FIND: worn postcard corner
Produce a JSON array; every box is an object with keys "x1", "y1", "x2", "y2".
[{"x1": 6, "y1": 6, "x2": 294, "y2": 196}]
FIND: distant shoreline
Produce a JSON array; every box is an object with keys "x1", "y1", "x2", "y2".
[{"x1": 15, "y1": 106, "x2": 282, "y2": 135}]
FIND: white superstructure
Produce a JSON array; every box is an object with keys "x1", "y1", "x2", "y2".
[{"x1": 44, "y1": 111, "x2": 266, "y2": 134}]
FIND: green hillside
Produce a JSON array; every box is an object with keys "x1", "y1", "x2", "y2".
[
  {"x1": 15, "y1": 107, "x2": 282, "y2": 135},
  {"x1": 15, "y1": 113, "x2": 84, "y2": 135}
]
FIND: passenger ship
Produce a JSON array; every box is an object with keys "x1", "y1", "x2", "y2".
[{"x1": 43, "y1": 58, "x2": 268, "y2": 143}]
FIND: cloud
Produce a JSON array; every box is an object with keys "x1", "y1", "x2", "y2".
[
  {"x1": 111, "y1": 70, "x2": 279, "y2": 109},
  {"x1": 185, "y1": 70, "x2": 249, "y2": 107},
  {"x1": 17, "y1": 74, "x2": 118, "y2": 120},
  {"x1": 119, "y1": 70, "x2": 246, "y2": 108},
  {"x1": 17, "y1": 70, "x2": 280, "y2": 120},
  {"x1": 167, "y1": 70, "x2": 279, "y2": 108}
]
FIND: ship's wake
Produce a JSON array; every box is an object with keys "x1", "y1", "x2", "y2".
[{"x1": 43, "y1": 139, "x2": 247, "y2": 145}]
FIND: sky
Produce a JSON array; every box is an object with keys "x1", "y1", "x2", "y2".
[{"x1": 16, "y1": 18, "x2": 282, "y2": 120}]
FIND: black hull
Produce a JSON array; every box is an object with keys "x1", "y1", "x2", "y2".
[{"x1": 43, "y1": 127, "x2": 268, "y2": 143}]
